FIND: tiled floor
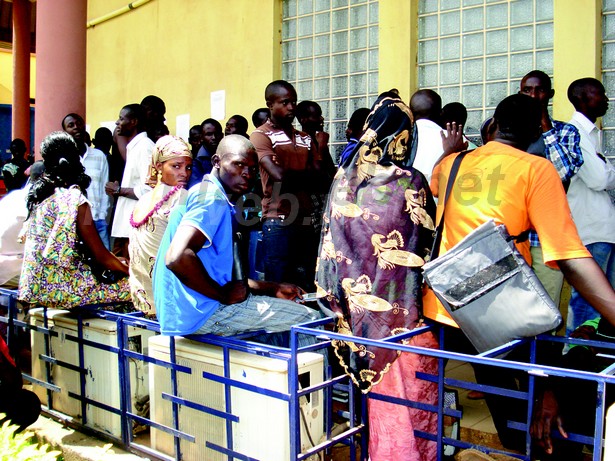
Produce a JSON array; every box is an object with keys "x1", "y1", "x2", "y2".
[{"x1": 445, "y1": 360, "x2": 497, "y2": 434}]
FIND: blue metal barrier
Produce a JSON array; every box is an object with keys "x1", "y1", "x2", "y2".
[{"x1": 1, "y1": 286, "x2": 614, "y2": 460}]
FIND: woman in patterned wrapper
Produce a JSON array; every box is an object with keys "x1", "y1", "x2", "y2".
[
  {"x1": 315, "y1": 92, "x2": 439, "y2": 460},
  {"x1": 128, "y1": 135, "x2": 193, "y2": 317},
  {"x1": 18, "y1": 131, "x2": 131, "y2": 308}
]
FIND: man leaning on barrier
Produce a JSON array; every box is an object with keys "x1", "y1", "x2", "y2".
[
  {"x1": 152, "y1": 135, "x2": 321, "y2": 338},
  {"x1": 424, "y1": 94, "x2": 615, "y2": 452}
]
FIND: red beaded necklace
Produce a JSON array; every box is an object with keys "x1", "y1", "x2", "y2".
[{"x1": 130, "y1": 184, "x2": 183, "y2": 229}]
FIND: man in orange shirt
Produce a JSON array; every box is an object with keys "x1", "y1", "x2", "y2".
[{"x1": 425, "y1": 94, "x2": 615, "y2": 451}]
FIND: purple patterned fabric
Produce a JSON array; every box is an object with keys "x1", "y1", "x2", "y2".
[{"x1": 315, "y1": 94, "x2": 437, "y2": 391}]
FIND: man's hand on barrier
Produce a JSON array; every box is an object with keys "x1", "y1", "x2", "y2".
[
  {"x1": 530, "y1": 389, "x2": 567, "y2": 455},
  {"x1": 273, "y1": 282, "x2": 306, "y2": 302}
]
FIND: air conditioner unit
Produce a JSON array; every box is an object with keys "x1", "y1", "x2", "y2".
[
  {"x1": 30, "y1": 308, "x2": 156, "y2": 438},
  {"x1": 149, "y1": 335, "x2": 324, "y2": 461}
]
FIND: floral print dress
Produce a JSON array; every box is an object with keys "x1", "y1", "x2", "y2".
[{"x1": 19, "y1": 186, "x2": 130, "y2": 308}]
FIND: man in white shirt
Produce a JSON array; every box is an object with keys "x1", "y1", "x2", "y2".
[
  {"x1": 105, "y1": 104, "x2": 155, "y2": 257},
  {"x1": 410, "y1": 89, "x2": 445, "y2": 183},
  {"x1": 566, "y1": 77, "x2": 615, "y2": 335},
  {"x1": 62, "y1": 113, "x2": 110, "y2": 249}
]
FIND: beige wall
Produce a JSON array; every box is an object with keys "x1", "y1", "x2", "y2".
[
  {"x1": 553, "y1": 0, "x2": 603, "y2": 121},
  {"x1": 84, "y1": 0, "x2": 604, "y2": 132},
  {"x1": 86, "y1": 0, "x2": 281, "y2": 133},
  {"x1": 0, "y1": 49, "x2": 36, "y2": 106}
]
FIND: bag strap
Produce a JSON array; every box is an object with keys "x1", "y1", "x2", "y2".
[{"x1": 430, "y1": 150, "x2": 473, "y2": 259}]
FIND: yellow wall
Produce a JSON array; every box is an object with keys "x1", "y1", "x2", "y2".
[
  {"x1": 552, "y1": 0, "x2": 602, "y2": 121},
  {"x1": 0, "y1": 49, "x2": 36, "y2": 106},
  {"x1": 86, "y1": 0, "x2": 281, "y2": 133},
  {"x1": 378, "y1": 1, "x2": 418, "y2": 102}
]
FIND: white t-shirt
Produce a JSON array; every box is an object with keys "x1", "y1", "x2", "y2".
[
  {"x1": 111, "y1": 132, "x2": 154, "y2": 238},
  {"x1": 413, "y1": 118, "x2": 444, "y2": 183}
]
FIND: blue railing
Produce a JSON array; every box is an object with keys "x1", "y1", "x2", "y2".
[{"x1": 1, "y1": 286, "x2": 613, "y2": 460}]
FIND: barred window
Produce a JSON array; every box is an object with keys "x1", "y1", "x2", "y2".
[
  {"x1": 418, "y1": 0, "x2": 554, "y2": 139},
  {"x1": 282, "y1": 0, "x2": 379, "y2": 160}
]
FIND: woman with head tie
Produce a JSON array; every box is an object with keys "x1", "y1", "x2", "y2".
[{"x1": 128, "y1": 135, "x2": 193, "y2": 317}]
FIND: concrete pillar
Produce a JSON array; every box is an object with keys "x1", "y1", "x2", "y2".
[
  {"x1": 34, "y1": 0, "x2": 87, "y2": 159},
  {"x1": 12, "y1": 0, "x2": 31, "y2": 153}
]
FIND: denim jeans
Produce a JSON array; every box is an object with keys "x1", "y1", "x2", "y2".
[
  {"x1": 261, "y1": 218, "x2": 319, "y2": 291},
  {"x1": 566, "y1": 241, "x2": 615, "y2": 336},
  {"x1": 194, "y1": 294, "x2": 321, "y2": 336},
  {"x1": 94, "y1": 219, "x2": 110, "y2": 251}
]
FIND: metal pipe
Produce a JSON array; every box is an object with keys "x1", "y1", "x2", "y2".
[{"x1": 86, "y1": 0, "x2": 153, "y2": 29}]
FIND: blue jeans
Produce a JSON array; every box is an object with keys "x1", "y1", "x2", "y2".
[
  {"x1": 262, "y1": 218, "x2": 319, "y2": 291},
  {"x1": 566, "y1": 242, "x2": 615, "y2": 336},
  {"x1": 94, "y1": 219, "x2": 110, "y2": 251}
]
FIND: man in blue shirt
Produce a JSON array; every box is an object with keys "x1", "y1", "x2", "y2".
[{"x1": 153, "y1": 135, "x2": 320, "y2": 336}]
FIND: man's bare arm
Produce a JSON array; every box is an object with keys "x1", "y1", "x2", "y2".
[
  {"x1": 558, "y1": 257, "x2": 615, "y2": 327},
  {"x1": 165, "y1": 226, "x2": 247, "y2": 305}
]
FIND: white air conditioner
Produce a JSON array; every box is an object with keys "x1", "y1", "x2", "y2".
[
  {"x1": 149, "y1": 335, "x2": 324, "y2": 461},
  {"x1": 30, "y1": 308, "x2": 156, "y2": 438}
]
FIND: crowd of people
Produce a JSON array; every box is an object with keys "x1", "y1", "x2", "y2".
[{"x1": 0, "y1": 72, "x2": 614, "y2": 460}]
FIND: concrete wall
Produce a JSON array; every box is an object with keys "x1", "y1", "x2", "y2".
[
  {"x1": 0, "y1": 49, "x2": 36, "y2": 105},
  {"x1": 86, "y1": 0, "x2": 281, "y2": 133},
  {"x1": 83, "y1": 0, "x2": 604, "y2": 133}
]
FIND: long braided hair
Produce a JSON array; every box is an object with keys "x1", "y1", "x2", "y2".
[{"x1": 27, "y1": 131, "x2": 91, "y2": 218}]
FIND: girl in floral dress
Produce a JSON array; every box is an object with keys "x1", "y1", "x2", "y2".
[{"x1": 19, "y1": 132, "x2": 131, "y2": 308}]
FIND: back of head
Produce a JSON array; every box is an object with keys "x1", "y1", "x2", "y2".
[
  {"x1": 567, "y1": 77, "x2": 603, "y2": 108},
  {"x1": 251, "y1": 108, "x2": 270, "y2": 128},
  {"x1": 141, "y1": 95, "x2": 166, "y2": 120},
  {"x1": 265, "y1": 80, "x2": 296, "y2": 103},
  {"x1": 343, "y1": 93, "x2": 414, "y2": 171},
  {"x1": 10, "y1": 138, "x2": 27, "y2": 157},
  {"x1": 93, "y1": 127, "x2": 113, "y2": 152},
  {"x1": 29, "y1": 161, "x2": 45, "y2": 182},
  {"x1": 493, "y1": 94, "x2": 541, "y2": 149},
  {"x1": 296, "y1": 101, "x2": 321, "y2": 119},
  {"x1": 28, "y1": 131, "x2": 91, "y2": 215},
  {"x1": 409, "y1": 89, "x2": 442, "y2": 122},
  {"x1": 440, "y1": 102, "x2": 468, "y2": 128},
  {"x1": 348, "y1": 107, "x2": 370, "y2": 136}
]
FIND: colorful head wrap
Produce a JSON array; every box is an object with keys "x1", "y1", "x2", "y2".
[{"x1": 147, "y1": 135, "x2": 192, "y2": 186}]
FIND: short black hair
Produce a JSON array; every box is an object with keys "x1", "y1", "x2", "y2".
[
  {"x1": 201, "y1": 118, "x2": 223, "y2": 133},
  {"x1": 440, "y1": 102, "x2": 468, "y2": 128},
  {"x1": 295, "y1": 101, "x2": 321, "y2": 119},
  {"x1": 251, "y1": 108, "x2": 270, "y2": 128},
  {"x1": 521, "y1": 70, "x2": 552, "y2": 91},
  {"x1": 265, "y1": 80, "x2": 296, "y2": 103},
  {"x1": 61, "y1": 112, "x2": 84, "y2": 130},
  {"x1": 228, "y1": 114, "x2": 249, "y2": 134},
  {"x1": 140, "y1": 95, "x2": 166, "y2": 115},
  {"x1": 122, "y1": 104, "x2": 146, "y2": 130},
  {"x1": 348, "y1": 107, "x2": 370, "y2": 134},
  {"x1": 493, "y1": 94, "x2": 541, "y2": 148},
  {"x1": 567, "y1": 77, "x2": 605, "y2": 108}
]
